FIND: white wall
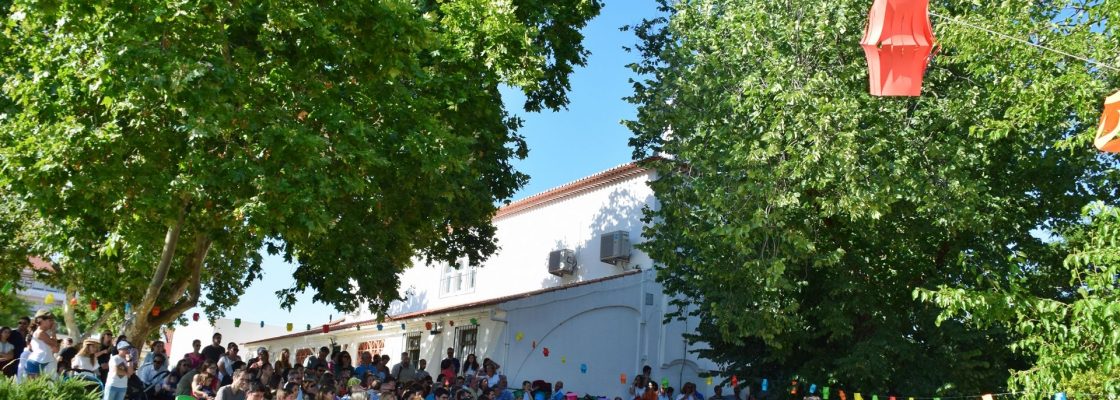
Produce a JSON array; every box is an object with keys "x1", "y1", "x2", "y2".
[
  {"x1": 168, "y1": 318, "x2": 288, "y2": 366},
  {"x1": 381, "y1": 170, "x2": 657, "y2": 319}
]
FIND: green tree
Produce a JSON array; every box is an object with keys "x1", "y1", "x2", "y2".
[
  {"x1": 921, "y1": 202, "x2": 1120, "y2": 396},
  {"x1": 0, "y1": 288, "x2": 30, "y2": 326},
  {"x1": 0, "y1": 0, "x2": 601, "y2": 343},
  {"x1": 627, "y1": 0, "x2": 1119, "y2": 394}
]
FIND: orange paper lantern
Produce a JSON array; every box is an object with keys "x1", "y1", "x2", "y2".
[
  {"x1": 1095, "y1": 90, "x2": 1120, "y2": 152},
  {"x1": 621, "y1": 373, "x2": 627, "y2": 384},
  {"x1": 425, "y1": 321, "x2": 433, "y2": 330},
  {"x1": 861, "y1": 0, "x2": 935, "y2": 96},
  {"x1": 69, "y1": 297, "x2": 78, "y2": 306},
  {"x1": 151, "y1": 306, "x2": 160, "y2": 317}
]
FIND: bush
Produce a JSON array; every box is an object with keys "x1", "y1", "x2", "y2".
[{"x1": 0, "y1": 376, "x2": 101, "y2": 400}]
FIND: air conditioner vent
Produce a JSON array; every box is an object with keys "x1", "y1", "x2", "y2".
[{"x1": 548, "y1": 249, "x2": 576, "y2": 276}]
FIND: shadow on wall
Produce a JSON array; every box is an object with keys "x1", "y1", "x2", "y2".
[
  {"x1": 539, "y1": 187, "x2": 654, "y2": 288},
  {"x1": 388, "y1": 286, "x2": 430, "y2": 316}
]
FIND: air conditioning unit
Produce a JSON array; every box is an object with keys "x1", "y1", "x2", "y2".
[
  {"x1": 548, "y1": 249, "x2": 576, "y2": 276},
  {"x1": 600, "y1": 231, "x2": 631, "y2": 265}
]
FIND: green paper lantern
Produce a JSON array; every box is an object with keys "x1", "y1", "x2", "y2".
[
  {"x1": 470, "y1": 318, "x2": 478, "y2": 325},
  {"x1": 401, "y1": 323, "x2": 406, "y2": 330},
  {"x1": 260, "y1": 321, "x2": 265, "y2": 328},
  {"x1": 823, "y1": 387, "x2": 830, "y2": 400},
  {"x1": 306, "y1": 324, "x2": 311, "y2": 331},
  {"x1": 234, "y1": 318, "x2": 242, "y2": 327}
]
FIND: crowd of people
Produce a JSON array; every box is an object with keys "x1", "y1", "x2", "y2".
[{"x1": 3, "y1": 312, "x2": 735, "y2": 400}]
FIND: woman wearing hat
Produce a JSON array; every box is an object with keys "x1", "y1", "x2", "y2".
[
  {"x1": 72, "y1": 339, "x2": 100, "y2": 372},
  {"x1": 26, "y1": 310, "x2": 59, "y2": 378}
]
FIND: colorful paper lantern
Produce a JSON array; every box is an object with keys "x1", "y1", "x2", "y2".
[
  {"x1": 580, "y1": 363, "x2": 588, "y2": 374},
  {"x1": 706, "y1": 377, "x2": 712, "y2": 386},
  {"x1": 286, "y1": 323, "x2": 293, "y2": 332},
  {"x1": 761, "y1": 379, "x2": 767, "y2": 392},
  {"x1": 470, "y1": 318, "x2": 478, "y2": 325},
  {"x1": 377, "y1": 324, "x2": 384, "y2": 331},
  {"x1": 356, "y1": 325, "x2": 361, "y2": 330},
  {"x1": 810, "y1": 385, "x2": 818, "y2": 395},
  {"x1": 401, "y1": 323, "x2": 406, "y2": 330},
  {"x1": 1055, "y1": 394, "x2": 1067, "y2": 400},
  {"x1": 855, "y1": 393, "x2": 863, "y2": 400},
  {"x1": 621, "y1": 374, "x2": 627, "y2": 384},
  {"x1": 69, "y1": 297, "x2": 78, "y2": 306},
  {"x1": 860, "y1": 0, "x2": 936, "y2": 96},
  {"x1": 151, "y1": 306, "x2": 161, "y2": 317},
  {"x1": 1096, "y1": 90, "x2": 1120, "y2": 152},
  {"x1": 322, "y1": 324, "x2": 330, "y2": 333},
  {"x1": 425, "y1": 322, "x2": 433, "y2": 330},
  {"x1": 44, "y1": 293, "x2": 55, "y2": 304},
  {"x1": 871, "y1": 395, "x2": 878, "y2": 400},
  {"x1": 192, "y1": 313, "x2": 200, "y2": 321},
  {"x1": 449, "y1": 320, "x2": 455, "y2": 327},
  {"x1": 561, "y1": 356, "x2": 566, "y2": 364},
  {"x1": 90, "y1": 300, "x2": 98, "y2": 311},
  {"x1": 124, "y1": 303, "x2": 132, "y2": 314},
  {"x1": 542, "y1": 347, "x2": 550, "y2": 357},
  {"x1": 731, "y1": 375, "x2": 738, "y2": 389},
  {"x1": 260, "y1": 321, "x2": 265, "y2": 328},
  {"x1": 104, "y1": 302, "x2": 113, "y2": 310},
  {"x1": 515, "y1": 331, "x2": 524, "y2": 341},
  {"x1": 661, "y1": 378, "x2": 669, "y2": 388},
  {"x1": 1, "y1": 282, "x2": 11, "y2": 294},
  {"x1": 234, "y1": 318, "x2": 241, "y2": 327},
  {"x1": 307, "y1": 324, "x2": 311, "y2": 331},
  {"x1": 791, "y1": 379, "x2": 798, "y2": 395},
  {"x1": 823, "y1": 387, "x2": 830, "y2": 400}
]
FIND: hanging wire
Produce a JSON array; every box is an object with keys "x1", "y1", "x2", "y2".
[{"x1": 927, "y1": 11, "x2": 1120, "y2": 74}]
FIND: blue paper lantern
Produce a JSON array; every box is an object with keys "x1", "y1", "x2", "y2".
[
  {"x1": 580, "y1": 364, "x2": 588, "y2": 374},
  {"x1": 762, "y1": 379, "x2": 768, "y2": 392},
  {"x1": 377, "y1": 324, "x2": 384, "y2": 331}
]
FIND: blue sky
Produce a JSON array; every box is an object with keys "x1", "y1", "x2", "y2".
[{"x1": 205, "y1": 0, "x2": 662, "y2": 329}]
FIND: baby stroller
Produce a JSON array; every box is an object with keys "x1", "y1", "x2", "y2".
[{"x1": 64, "y1": 368, "x2": 105, "y2": 395}]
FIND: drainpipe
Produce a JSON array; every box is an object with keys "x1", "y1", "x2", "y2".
[
  {"x1": 637, "y1": 268, "x2": 647, "y2": 376},
  {"x1": 490, "y1": 309, "x2": 509, "y2": 371}
]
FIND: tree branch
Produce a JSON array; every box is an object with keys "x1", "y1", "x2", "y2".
[
  {"x1": 138, "y1": 203, "x2": 189, "y2": 316},
  {"x1": 149, "y1": 236, "x2": 211, "y2": 327},
  {"x1": 78, "y1": 310, "x2": 114, "y2": 342}
]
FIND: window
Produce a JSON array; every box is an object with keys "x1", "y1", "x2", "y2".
[
  {"x1": 295, "y1": 348, "x2": 314, "y2": 365},
  {"x1": 454, "y1": 326, "x2": 478, "y2": 360},
  {"x1": 405, "y1": 332, "x2": 422, "y2": 367},
  {"x1": 357, "y1": 340, "x2": 385, "y2": 358},
  {"x1": 440, "y1": 260, "x2": 477, "y2": 297}
]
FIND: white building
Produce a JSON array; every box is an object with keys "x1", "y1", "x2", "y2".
[
  {"x1": 166, "y1": 318, "x2": 289, "y2": 366},
  {"x1": 244, "y1": 160, "x2": 718, "y2": 397}
]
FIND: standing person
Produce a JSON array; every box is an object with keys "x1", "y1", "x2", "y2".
[
  {"x1": 203, "y1": 333, "x2": 226, "y2": 365},
  {"x1": 355, "y1": 352, "x2": 378, "y2": 380},
  {"x1": 275, "y1": 348, "x2": 293, "y2": 376},
  {"x1": 96, "y1": 330, "x2": 114, "y2": 379},
  {"x1": 461, "y1": 354, "x2": 479, "y2": 378},
  {"x1": 216, "y1": 368, "x2": 250, "y2": 400},
  {"x1": 185, "y1": 339, "x2": 206, "y2": 369},
  {"x1": 6, "y1": 317, "x2": 30, "y2": 369},
  {"x1": 442, "y1": 348, "x2": 460, "y2": 376},
  {"x1": 377, "y1": 354, "x2": 391, "y2": 378},
  {"x1": 104, "y1": 340, "x2": 136, "y2": 400},
  {"x1": 0, "y1": 327, "x2": 15, "y2": 377},
  {"x1": 391, "y1": 352, "x2": 416, "y2": 382},
  {"x1": 415, "y1": 359, "x2": 431, "y2": 382},
  {"x1": 306, "y1": 346, "x2": 330, "y2": 370},
  {"x1": 26, "y1": 310, "x2": 59, "y2": 378}
]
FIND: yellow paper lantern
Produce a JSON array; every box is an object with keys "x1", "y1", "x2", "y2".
[{"x1": 44, "y1": 293, "x2": 55, "y2": 304}]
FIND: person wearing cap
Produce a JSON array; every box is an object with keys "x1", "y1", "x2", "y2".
[
  {"x1": 104, "y1": 340, "x2": 135, "y2": 400},
  {"x1": 26, "y1": 310, "x2": 59, "y2": 379}
]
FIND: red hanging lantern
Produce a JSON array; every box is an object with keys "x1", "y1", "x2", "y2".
[
  {"x1": 542, "y1": 347, "x2": 550, "y2": 357},
  {"x1": 1096, "y1": 90, "x2": 1120, "y2": 152},
  {"x1": 323, "y1": 324, "x2": 331, "y2": 333},
  {"x1": 90, "y1": 300, "x2": 98, "y2": 311},
  {"x1": 425, "y1": 321, "x2": 433, "y2": 330},
  {"x1": 151, "y1": 306, "x2": 161, "y2": 317},
  {"x1": 861, "y1": 0, "x2": 936, "y2": 96},
  {"x1": 620, "y1": 373, "x2": 627, "y2": 384},
  {"x1": 193, "y1": 312, "x2": 200, "y2": 322},
  {"x1": 731, "y1": 375, "x2": 739, "y2": 388}
]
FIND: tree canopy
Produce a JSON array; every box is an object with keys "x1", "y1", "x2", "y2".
[
  {"x1": 627, "y1": 0, "x2": 1119, "y2": 394},
  {"x1": 0, "y1": 0, "x2": 601, "y2": 341}
]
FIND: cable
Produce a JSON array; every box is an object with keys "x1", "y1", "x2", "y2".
[{"x1": 927, "y1": 11, "x2": 1120, "y2": 74}]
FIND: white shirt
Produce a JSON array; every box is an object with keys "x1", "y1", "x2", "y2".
[
  {"x1": 28, "y1": 332, "x2": 53, "y2": 364},
  {"x1": 105, "y1": 354, "x2": 131, "y2": 388},
  {"x1": 72, "y1": 355, "x2": 97, "y2": 372}
]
